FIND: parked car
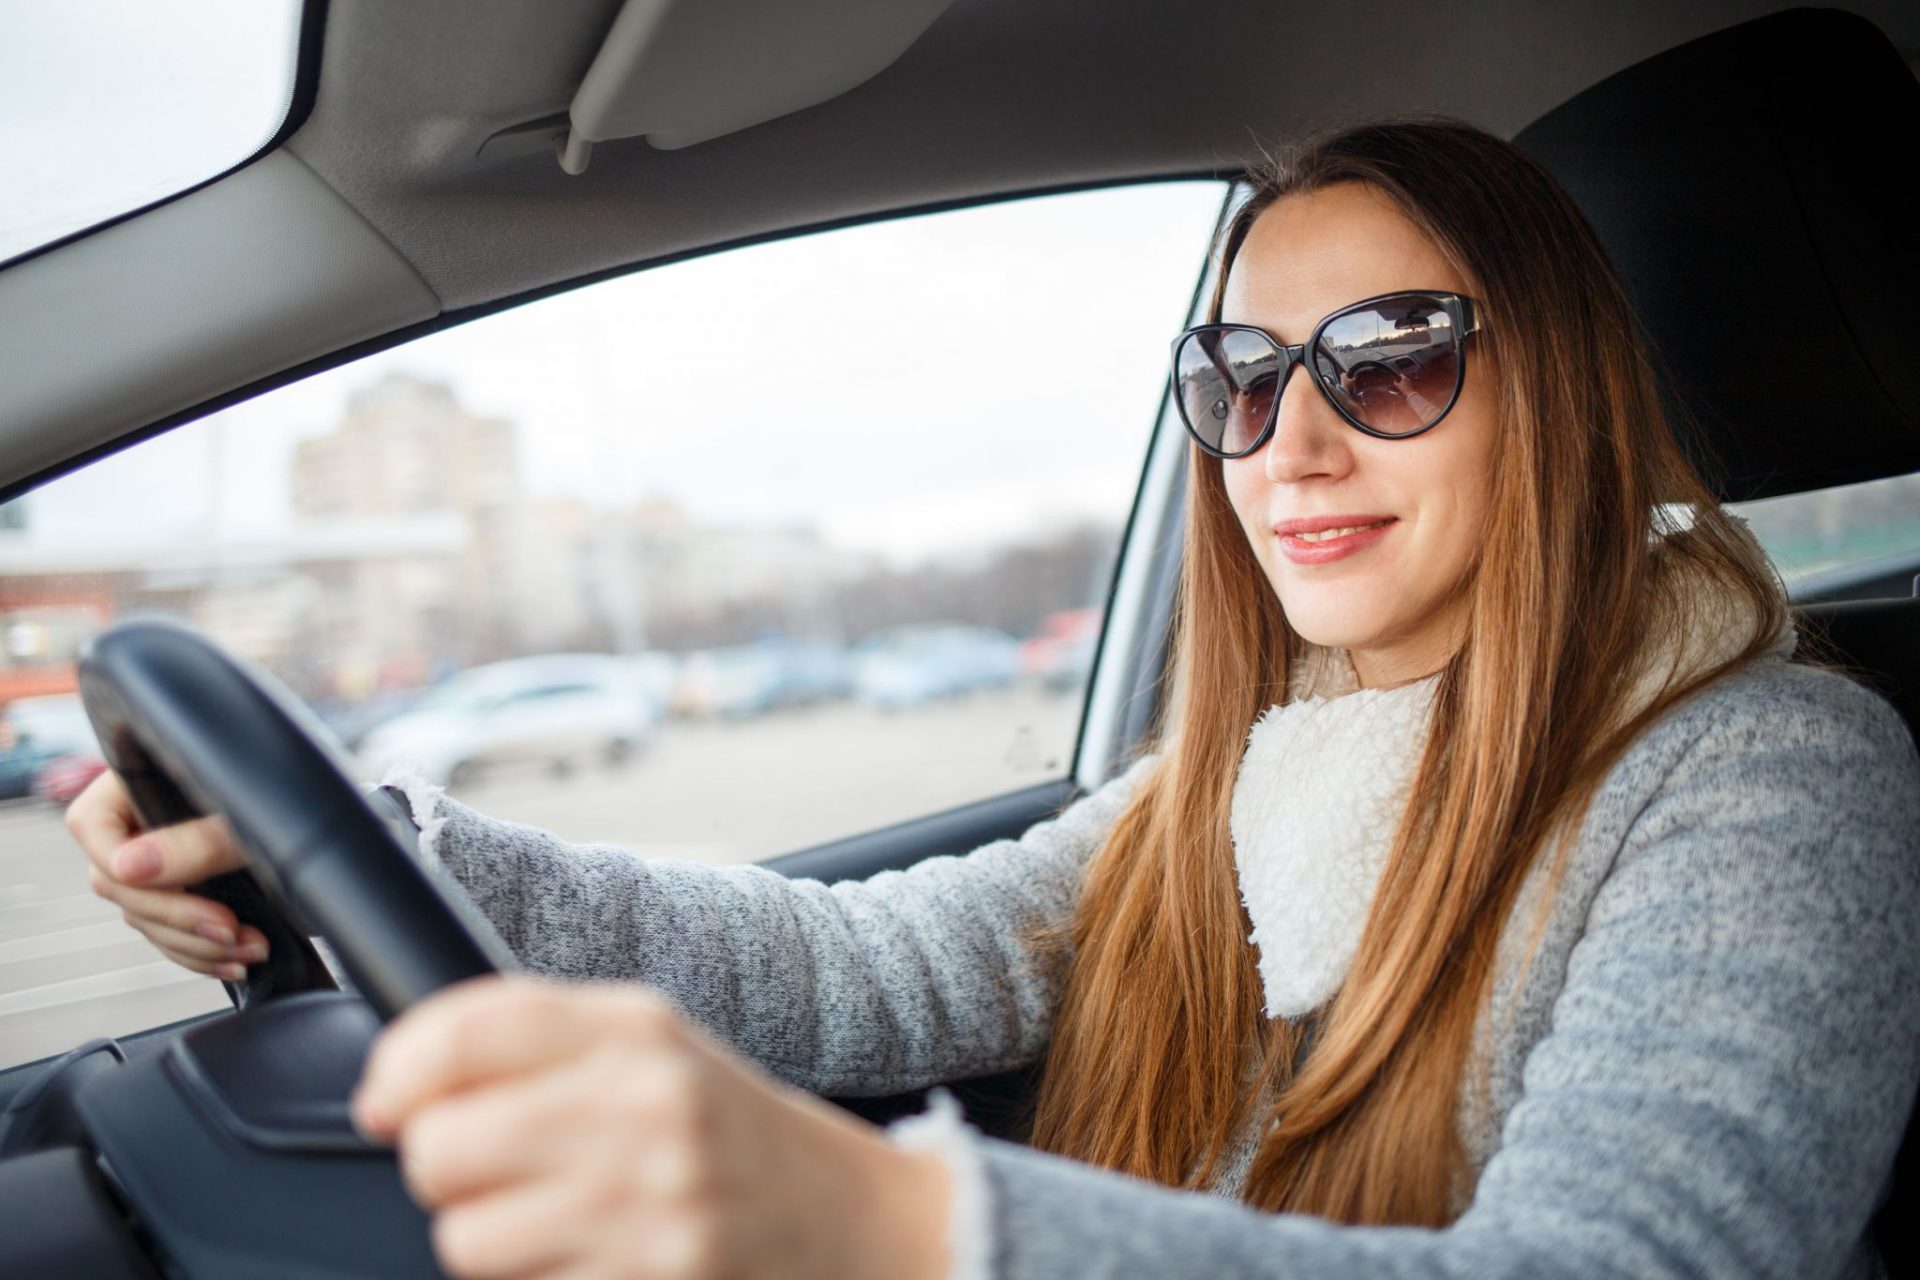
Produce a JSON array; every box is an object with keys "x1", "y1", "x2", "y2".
[
  {"x1": 32, "y1": 751, "x2": 108, "y2": 806},
  {"x1": 673, "y1": 640, "x2": 853, "y2": 719},
  {"x1": 778, "y1": 640, "x2": 857, "y2": 707},
  {"x1": 355, "y1": 653, "x2": 654, "y2": 787},
  {"x1": 852, "y1": 623, "x2": 1023, "y2": 709},
  {"x1": 0, "y1": 720, "x2": 62, "y2": 802},
  {"x1": 2, "y1": 693, "x2": 100, "y2": 758},
  {"x1": 672, "y1": 644, "x2": 787, "y2": 719},
  {"x1": 0, "y1": 694, "x2": 104, "y2": 803},
  {"x1": 310, "y1": 686, "x2": 429, "y2": 752},
  {"x1": 623, "y1": 650, "x2": 683, "y2": 721},
  {"x1": 1020, "y1": 607, "x2": 1101, "y2": 693}
]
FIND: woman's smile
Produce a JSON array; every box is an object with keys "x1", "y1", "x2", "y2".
[{"x1": 1275, "y1": 515, "x2": 1398, "y2": 564}]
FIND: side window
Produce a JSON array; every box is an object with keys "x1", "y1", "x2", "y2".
[
  {"x1": 1729, "y1": 471, "x2": 1920, "y2": 598},
  {"x1": 0, "y1": 181, "x2": 1226, "y2": 1067}
]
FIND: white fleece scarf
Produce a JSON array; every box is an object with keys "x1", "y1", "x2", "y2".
[{"x1": 1230, "y1": 524, "x2": 1798, "y2": 1021}]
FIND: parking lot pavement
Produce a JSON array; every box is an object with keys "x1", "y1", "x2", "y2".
[
  {"x1": 454, "y1": 682, "x2": 1079, "y2": 860},
  {"x1": 0, "y1": 805, "x2": 232, "y2": 1070},
  {"x1": 0, "y1": 684, "x2": 1078, "y2": 1070}
]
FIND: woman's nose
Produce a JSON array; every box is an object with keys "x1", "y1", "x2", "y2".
[{"x1": 1260, "y1": 364, "x2": 1351, "y2": 484}]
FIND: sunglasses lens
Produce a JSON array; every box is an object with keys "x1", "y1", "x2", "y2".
[
  {"x1": 1173, "y1": 328, "x2": 1285, "y2": 455},
  {"x1": 1312, "y1": 295, "x2": 1462, "y2": 436}
]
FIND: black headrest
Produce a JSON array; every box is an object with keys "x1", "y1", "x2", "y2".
[{"x1": 1515, "y1": 8, "x2": 1920, "y2": 503}]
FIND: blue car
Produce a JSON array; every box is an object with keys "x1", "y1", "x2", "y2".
[
  {"x1": 852, "y1": 624, "x2": 1022, "y2": 710},
  {"x1": 0, "y1": 736, "x2": 61, "y2": 801}
]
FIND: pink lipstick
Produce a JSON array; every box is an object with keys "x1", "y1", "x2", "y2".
[{"x1": 1274, "y1": 514, "x2": 1397, "y2": 565}]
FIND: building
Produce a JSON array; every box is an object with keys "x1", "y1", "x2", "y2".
[{"x1": 290, "y1": 373, "x2": 531, "y2": 683}]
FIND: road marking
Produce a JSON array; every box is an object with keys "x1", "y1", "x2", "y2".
[
  {"x1": 0, "y1": 960, "x2": 211, "y2": 1020},
  {"x1": 0, "y1": 893, "x2": 115, "y2": 931},
  {"x1": 0, "y1": 890, "x2": 112, "y2": 932},
  {"x1": 0, "y1": 919, "x2": 138, "y2": 965}
]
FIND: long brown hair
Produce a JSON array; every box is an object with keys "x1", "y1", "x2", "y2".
[{"x1": 1021, "y1": 119, "x2": 1788, "y2": 1225}]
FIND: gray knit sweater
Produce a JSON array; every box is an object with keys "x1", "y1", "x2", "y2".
[{"x1": 404, "y1": 657, "x2": 1920, "y2": 1280}]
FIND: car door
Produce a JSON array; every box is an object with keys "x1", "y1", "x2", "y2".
[{"x1": 0, "y1": 178, "x2": 1233, "y2": 1099}]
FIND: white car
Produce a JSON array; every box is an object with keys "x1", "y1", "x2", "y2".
[
  {"x1": 356, "y1": 654, "x2": 653, "y2": 787},
  {"x1": 0, "y1": 693, "x2": 100, "y2": 756}
]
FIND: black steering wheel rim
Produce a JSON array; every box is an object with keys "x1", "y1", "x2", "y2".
[{"x1": 77, "y1": 617, "x2": 513, "y2": 1022}]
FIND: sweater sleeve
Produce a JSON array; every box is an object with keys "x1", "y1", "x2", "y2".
[
  {"x1": 880, "y1": 666, "x2": 1920, "y2": 1280},
  {"x1": 385, "y1": 751, "x2": 1161, "y2": 1097}
]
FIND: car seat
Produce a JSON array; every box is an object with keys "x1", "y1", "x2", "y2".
[{"x1": 1516, "y1": 8, "x2": 1920, "y2": 1270}]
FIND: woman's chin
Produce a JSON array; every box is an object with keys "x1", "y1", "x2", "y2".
[{"x1": 1279, "y1": 607, "x2": 1393, "y2": 654}]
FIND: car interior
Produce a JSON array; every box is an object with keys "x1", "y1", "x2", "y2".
[{"x1": 1, "y1": 2, "x2": 1918, "y2": 1276}]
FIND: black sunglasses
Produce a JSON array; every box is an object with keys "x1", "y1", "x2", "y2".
[{"x1": 1170, "y1": 290, "x2": 1483, "y2": 457}]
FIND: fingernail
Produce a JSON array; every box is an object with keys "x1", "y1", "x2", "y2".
[
  {"x1": 234, "y1": 941, "x2": 268, "y2": 963},
  {"x1": 195, "y1": 922, "x2": 237, "y2": 948},
  {"x1": 350, "y1": 1090, "x2": 388, "y2": 1138},
  {"x1": 111, "y1": 840, "x2": 162, "y2": 883},
  {"x1": 218, "y1": 962, "x2": 248, "y2": 982}
]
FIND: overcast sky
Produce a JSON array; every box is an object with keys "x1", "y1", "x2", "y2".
[
  {"x1": 0, "y1": 0, "x2": 301, "y2": 262},
  {"x1": 2, "y1": 3, "x2": 1228, "y2": 567}
]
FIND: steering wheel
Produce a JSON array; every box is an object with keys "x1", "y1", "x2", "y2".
[{"x1": 77, "y1": 617, "x2": 514, "y2": 1022}]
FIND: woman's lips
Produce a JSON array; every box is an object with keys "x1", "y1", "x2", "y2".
[{"x1": 1275, "y1": 517, "x2": 1397, "y2": 565}]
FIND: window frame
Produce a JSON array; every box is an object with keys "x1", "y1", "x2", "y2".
[
  {"x1": 1, "y1": 178, "x2": 1236, "y2": 924},
  {"x1": 0, "y1": 176, "x2": 1236, "y2": 1074}
]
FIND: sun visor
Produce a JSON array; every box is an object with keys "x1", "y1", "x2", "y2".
[
  {"x1": 1516, "y1": 8, "x2": 1920, "y2": 503},
  {"x1": 555, "y1": 0, "x2": 955, "y2": 174}
]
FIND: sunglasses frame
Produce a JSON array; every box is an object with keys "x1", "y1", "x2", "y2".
[{"x1": 1170, "y1": 290, "x2": 1483, "y2": 457}]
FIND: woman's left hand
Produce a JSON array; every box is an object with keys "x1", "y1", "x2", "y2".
[{"x1": 351, "y1": 975, "x2": 954, "y2": 1280}]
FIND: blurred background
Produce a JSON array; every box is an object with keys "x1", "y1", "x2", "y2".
[{"x1": 0, "y1": 178, "x2": 1229, "y2": 1066}]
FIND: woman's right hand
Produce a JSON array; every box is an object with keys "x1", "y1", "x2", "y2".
[{"x1": 66, "y1": 770, "x2": 268, "y2": 981}]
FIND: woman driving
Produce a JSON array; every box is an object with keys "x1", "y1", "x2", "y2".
[{"x1": 65, "y1": 119, "x2": 1920, "y2": 1280}]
